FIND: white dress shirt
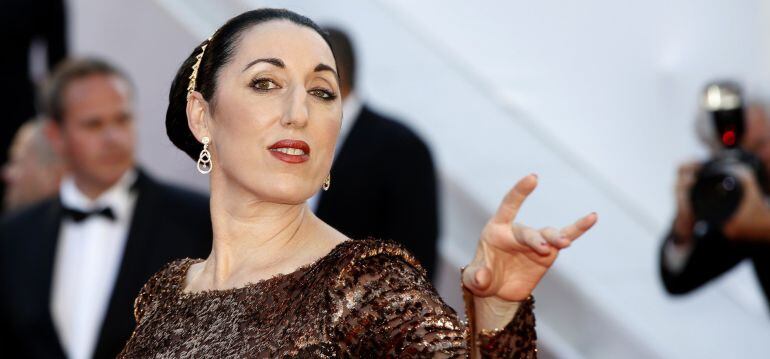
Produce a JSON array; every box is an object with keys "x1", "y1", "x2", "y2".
[
  {"x1": 50, "y1": 169, "x2": 138, "y2": 359},
  {"x1": 307, "y1": 92, "x2": 363, "y2": 212}
]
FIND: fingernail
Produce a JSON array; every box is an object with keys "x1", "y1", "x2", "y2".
[
  {"x1": 540, "y1": 241, "x2": 548, "y2": 246},
  {"x1": 531, "y1": 173, "x2": 538, "y2": 179}
]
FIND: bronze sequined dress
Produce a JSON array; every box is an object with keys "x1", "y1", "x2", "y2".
[{"x1": 118, "y1": 239, "x2": 536, "y2": 358}]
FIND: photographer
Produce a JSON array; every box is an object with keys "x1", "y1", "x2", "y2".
[{"x1": 660, "y1": 83, "x2": 770, "y2": 309}]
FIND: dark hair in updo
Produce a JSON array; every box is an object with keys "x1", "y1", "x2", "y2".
[{"x1": 166, "y1": 8, "x2": 336, "y2": 160}]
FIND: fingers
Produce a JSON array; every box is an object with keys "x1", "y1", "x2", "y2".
[
  {"x1": 492, "y1": 174, "x2": 538, "y2": 225},
  {"x1": 731, "y1": 164, "x2": 753, "y2": 179},
  {"x1": 560, "y1": 212, "x2": 599, "y2": 241},
  {"x1": 676, "y1": 162, "x2": 700, "y2": 194},
  {"x1": 729, "y1": 166, "x2": 765, "y2": 206},
  {"x1": 730, "y1": 165, "x2": 760, "y2": 191},
  {"x1": 675, "y1": 163, "x2": 700, "y2": 218},
  {"x1": 676, "y1": 162, "x2": 700, "y2": 189},
  {"x1": 677, "y1": 161, "x2": 701, "y2": 177},
  {"x1": 462, "y1": 263, "x2": 493, "y2": 296},
  {"x1": 540, "y1": 226, "x2": 570, "y2": 249},
  {"x1": 513, "y1": 223, "x2": 551, "y2": 255}
]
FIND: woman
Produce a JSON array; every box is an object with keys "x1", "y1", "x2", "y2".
[{"x1": 119, "y1": 8, "x2": 597, "y2": 358}]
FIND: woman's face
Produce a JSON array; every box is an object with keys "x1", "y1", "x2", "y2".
[{"x1": 202, "y1": 20, "x2": 342, "y2": 204}]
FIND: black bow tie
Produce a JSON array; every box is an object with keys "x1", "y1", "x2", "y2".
[{"x1": 62, "y1": 206, "x2": 116, "y2": 223}]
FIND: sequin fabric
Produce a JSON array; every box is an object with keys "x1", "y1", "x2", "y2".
[{"x1": 118, "y1": 239, "x2": 536, "y2": 358}]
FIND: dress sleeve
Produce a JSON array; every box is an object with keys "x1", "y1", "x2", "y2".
[
  {"x1": 132, "y1": 278, "x2": 153, "y2": 325},
  {"x1": 132, "y1": 260, "x2": 183, "y2": 326},
  {"x1": 333, "y1": 245, "x2": 537, "y2": 358},
  {"x1": 463, "y1": 285, "x2": 537, "y2": 358}
]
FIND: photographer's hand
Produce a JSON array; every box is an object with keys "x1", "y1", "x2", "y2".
[
  {"x1": 724, "y1": 167, "x2": 770, "y2": 242},
  {"x1": 673, "y1": 161, "x2": 701, "y2": 242}
]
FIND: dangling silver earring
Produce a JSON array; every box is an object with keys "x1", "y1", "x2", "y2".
[
  {"x1": 197, "y1": 136, "x2": 212, "y2": 174},
  {"x1": 322, "y1": 174, "x2": 331, "y2": 191}
]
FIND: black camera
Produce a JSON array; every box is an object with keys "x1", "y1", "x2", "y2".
[{"x1": 690, "y1": 82, "x2": 769, "y2": 237}]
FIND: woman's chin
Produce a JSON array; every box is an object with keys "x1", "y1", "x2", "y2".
[{"x1": 259, "y1": 183, "x2": 317, "y2": 205}]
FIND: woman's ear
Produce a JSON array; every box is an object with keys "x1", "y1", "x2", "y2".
[{"x1": 186, "y1": 91, "x2": 211, "y2": 142}]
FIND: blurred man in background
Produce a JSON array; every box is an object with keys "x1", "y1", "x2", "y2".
[
  {"x1": 2, "y1": 118, "x2": 65, "y2": 212},
  {"x1": 311, "y1": 27, "x2": 440, "y2": 279},
  {"x1": 0, "y1": 58, "x2": 212, "y2": 359},
  {"x1": 660, "y1": 82, "x2": 770, "y2": 310}
]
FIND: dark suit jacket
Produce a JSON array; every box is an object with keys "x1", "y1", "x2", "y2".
[
  {"x1": 316, "y1": 105, "x2": 439, "y2": 279},
  {"x1": 0, "y1": 169, "x2": 212, "y2": 359},
  {"x1": 659, "y1": 226, "x2": 770, "y2": 311}
]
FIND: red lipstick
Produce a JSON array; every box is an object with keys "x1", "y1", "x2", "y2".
[{"x1": 267, "y1": 139, "x2": 310, "y2": 164}]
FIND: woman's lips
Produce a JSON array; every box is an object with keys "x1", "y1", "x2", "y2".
[{"x1": 267, "y1": 139, "x2": 310, "y2": 164}]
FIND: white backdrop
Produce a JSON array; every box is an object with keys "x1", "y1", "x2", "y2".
[{"x1": 69, "y1": 0, "x2": 770, "y2": 357}]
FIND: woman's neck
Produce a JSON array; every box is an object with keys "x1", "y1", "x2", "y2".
[{"x1": 192, "y1": 174, "x2": 343, "y2": 291}]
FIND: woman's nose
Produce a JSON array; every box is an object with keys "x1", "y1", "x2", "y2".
[{"x1": 281, "y1": 87, "x2": 309, "y2": 128}]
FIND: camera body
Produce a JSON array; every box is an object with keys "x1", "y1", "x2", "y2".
[{"x1": 690, "y1": 82, "x2": 769, "y2": 238}]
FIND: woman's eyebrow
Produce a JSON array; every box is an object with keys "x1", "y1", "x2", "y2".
[
  {"x1": 241, "y1": 58, "x2": 338, "y2": 81},
  {"x1": 314, "y1": 63, "x2": 338, "y2": 79},
  {"x1": 313, "y1": 64, "x2": 337, "y2": 76},
  {"x1": 242, "y1": 58, "x2": 285, "y2": 72}
]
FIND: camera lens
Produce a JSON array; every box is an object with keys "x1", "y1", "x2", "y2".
[
  {"x1": 722, "y1": 176, "x2": 736, "y2": 191},
  {"x1": 690, "y1": 166, "x2": 743, "y2": 225}
]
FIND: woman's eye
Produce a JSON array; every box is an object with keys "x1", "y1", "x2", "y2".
[
  {"x1": 252, "y1": 78, "x2": 278, "y2": 91},
  {"x1": 309, "y1": 88, "x2": 337, "y2": 100}
]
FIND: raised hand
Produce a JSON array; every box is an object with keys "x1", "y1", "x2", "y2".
[{"x1": 462, "y1": 174, "x2": 598, "y2": 302}]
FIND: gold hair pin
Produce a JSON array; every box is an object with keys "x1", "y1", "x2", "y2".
[{"x1": 187, "y1": 37, "x2": 212, "y2": 99}]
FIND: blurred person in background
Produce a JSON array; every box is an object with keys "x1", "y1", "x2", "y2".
[
  {"x1": 2, "y1": 117, "x2": 65, "y2": 212},
  {"x1": 2, "y1": 119, "x2": 64, "y2": 212},
  {"x1": 0, "y1": 58, "x2": 212, "y2": 359},
  {"x1": 660, "y1": 81, "x2": 770, "y2": 310},
  {"x1": 311, "y1": 26, "x2": 440, "y2": 279},
  {"x1": 2, "y1": 0, "x2": 68, "y2": 211}
]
